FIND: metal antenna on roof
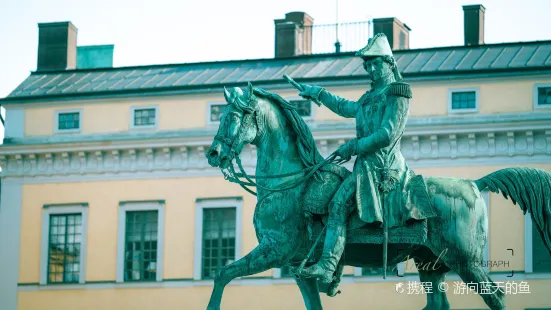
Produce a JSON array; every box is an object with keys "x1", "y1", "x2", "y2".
[{"x1": 335, "y1": 0, "x2": 341, "y2": 53}]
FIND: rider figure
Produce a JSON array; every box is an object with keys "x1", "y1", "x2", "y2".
[{"x1": 293, "y1": 33, "x2": 414, "y2": 284}]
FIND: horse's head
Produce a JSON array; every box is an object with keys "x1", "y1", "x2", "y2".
[{"x1": 206, "y1": 82, "x2": 259, "y2": 169}]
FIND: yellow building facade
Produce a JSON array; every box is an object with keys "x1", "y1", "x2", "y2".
[{"x1": 1, "y1": 6, "x2": 551, "y2": 310}]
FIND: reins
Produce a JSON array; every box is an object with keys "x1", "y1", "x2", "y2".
[
  {"x1": 215, "y1": 85, "x2": 348, "y2": 201},
  {"x1": 223, "y1": 151, "x2": 341, "y2": 198}
]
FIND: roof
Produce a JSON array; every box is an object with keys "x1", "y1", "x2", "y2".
[{"x1": 3, "y1": 40, "x2": 551, "y2": 103}]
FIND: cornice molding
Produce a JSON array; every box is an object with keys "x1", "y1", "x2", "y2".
[{"x1": 1, "y1": 126, "x2": 550, "y2": 181}]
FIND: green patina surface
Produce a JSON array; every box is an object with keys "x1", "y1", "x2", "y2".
[{"x1": 201, "y1": 33, "x2": 551, "y2": 310}]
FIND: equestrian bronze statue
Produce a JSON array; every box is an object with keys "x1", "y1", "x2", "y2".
[{"x1": 204, "y1": 33, "x2": 551, "y2": 310}]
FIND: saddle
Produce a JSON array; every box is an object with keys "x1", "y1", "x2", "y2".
[{"x1": 302, "y1": 164, "x2": 435, "y2": 246}]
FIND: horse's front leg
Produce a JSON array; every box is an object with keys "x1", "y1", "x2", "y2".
[{"x1": 206, "y1": 238, "x2": 287, "y2": 310}]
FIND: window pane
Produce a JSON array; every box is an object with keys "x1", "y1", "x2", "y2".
[
  {"x1": 538, "y1": 87, "x2": 551, "y2": 106},
  {"x1": 451, "y1": 91, "x2": 476, "y2": 110},
  {"x1": 210, "y1": 104, "x2": 226, "y2": 122},
  {"x1": 124, "y1": 210, "x2": 158, "y2": 281},
  {"x1": 362, "y1": 267, "x2": 384, "y2": 276},
  {"x1": 280, "y1": 265, "x2": 294, "y2": 278},
  {"x1": 290, "y1": 99, "x2": 312, "y2": 117},
  {"x1": 58, "y1": 112, "x2": 80, "y2": 130},
  {"x1": 533, "y1": 223, "x2": 551, "y2": 272},
  {"x1": 133, "y1": 108, "x2": 156, "y2": 126},
  {"x1": 202, "y1": 208, "x2": 236, "y2": 279},
  {"x1": 48, "y1": 213, "x2": 82, "y2": 284}
]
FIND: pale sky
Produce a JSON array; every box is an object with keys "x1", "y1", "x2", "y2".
[{"x1": 0, "y1": 0, "x2": 550, "y2": 138}]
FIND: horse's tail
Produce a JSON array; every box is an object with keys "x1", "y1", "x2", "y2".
[{"x1": 474, "y1": 167, "x2": 551, "y2": 255}]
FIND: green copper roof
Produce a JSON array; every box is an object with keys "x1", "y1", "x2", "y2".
[{"x1": 3, "y1": 40, "x2": 551, "y2": 103}]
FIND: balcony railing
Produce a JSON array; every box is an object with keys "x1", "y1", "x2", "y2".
[{"x1": 310, "y1": 21, "x2": 372, "y2": 54}]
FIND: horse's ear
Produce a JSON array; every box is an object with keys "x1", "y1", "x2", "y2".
[
  {"x1": 223, "y1": 86, "x2": 231, "y2": 103},
  {"x1": 247, "y1": 82, "x2": 254, "y2": 100}
]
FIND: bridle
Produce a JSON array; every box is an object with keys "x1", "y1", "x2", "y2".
[{"x1": 213, "y1": 89, "x2": 343, "y2": 199}]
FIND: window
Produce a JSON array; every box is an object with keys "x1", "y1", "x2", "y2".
[
  {"x1": 534, "y1": 84, "x2": 551, "y2": 108},
  {"x1": 362, "y1": 266, "x2": 385, "y2": 276},
  {"x1": 201, "y1": 208, "x2": 236, "y2": 279},
  {"x1": 290, "y1": 99, "x2": 313, "y2": 118},
  {"x1": 40, "y1": 203, "x2": 88, "y2": 285},
  {"x1": 47, "y1": 214, "x2": 82, "y2": 283},
  {"x1": 274, "y1": 265, "x2": 294, "y2": 278},
  {"x1": 124, "y1": 210, "x2": 159, "y2": 281},
  {"x1": 194, "y1": 197, "x2": 242, "y2": 280},
  {"x1": 130, "y1": 106, "x2": 158, "y2": 128},
  {"x1": 531, "y1": 221, "x2": 551, "y2": 273},
  {"x1": 55, "y1": 110, "x2": 82, "y2": 133},
  {"x1": 448, "y1": 88, "x2": 478, "y2": 113},
  {"x1": 208, "y1": 103, "x2": 226, "y2": 124},
  {"x1": 117, "y1": 201, "x2": 164, "y2": 283}
]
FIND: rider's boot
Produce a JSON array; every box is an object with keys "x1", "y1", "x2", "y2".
[
  {"x1": 326, "y1": 261, "x2": 344, "y2": 297},
  {"x1": 297, "y1": 219, "x2": 347, "y2": 284}
]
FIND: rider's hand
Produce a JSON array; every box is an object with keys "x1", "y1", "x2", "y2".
[
  {"x1": 298, "y1": 84, "x2": 324, "y2": 103},
  {"x1": 335, "y1": 138, "x2": 358, "y2": 162}
]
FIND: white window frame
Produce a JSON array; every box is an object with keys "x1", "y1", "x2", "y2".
[
  {"x1": 481, "y1": 190, "x2": 490, "y2": 272},
  {"x1": 116, "y1": 200, "x2": 165, "y2": 283},
  {"x1": 194, "y1": 197, "x2": 243, "y2": 280},
  {"x1": 353, "y1": 263, "x2": 405, "y2": 278},
  {"x1": 54, "y1": 109, "x2": 82, "y2": 134},
  {"x1": 130, "y1": 105, "x2": 159, "y2": 129},
  {"x1": 207, "y1": 102, "x2": 227, "y2": 126},
  {"x1": 40, "y1": 203, "x2": 89, "y2": 285},
  {"x1": 533, "y1": 83, "x2": 551, "y2": 109},
  {"x1": 447, "y1": 88, "x2": 479, "y2": 114},
  {"x1": 525, "y1": 214, "x2": 533, "y2": 273},
  {"x1": 286, "y1": 96, "x2": 315, "y2": 121}
]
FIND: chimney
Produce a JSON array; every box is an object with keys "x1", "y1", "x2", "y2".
[
  {"x1": 37, "y1": 21, "x2": 78, "y2": 71},
  {"x1": 274, "y1": 12, "x2": 314, "y2": 57},
  {"x1": 463, "y1": 4, "x2": 485, "y2": 46},
  {"x1": 77, "y1": 45, "x2": 114, "y2": 69},
  {"x1": 372, "y1": 17, "x2": 411, "y2": 50}
]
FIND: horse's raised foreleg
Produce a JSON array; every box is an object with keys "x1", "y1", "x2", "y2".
[
  {"x1": 295, "y1": 275, "x2": 323, "y2": 310},
  {"x1": 206, "y1": 238, "x2": 286, "y2": 310}
]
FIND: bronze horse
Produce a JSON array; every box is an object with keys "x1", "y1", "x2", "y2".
[{"x1": 205, "y1": 83, "x2": 551, "y2": 310}]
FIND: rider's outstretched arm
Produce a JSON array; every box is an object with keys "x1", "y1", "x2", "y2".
[{"x1": 317, "y1": 89, "x2": 365, "y2": 119}]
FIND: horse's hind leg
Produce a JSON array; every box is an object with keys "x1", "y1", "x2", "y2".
[
  {"x1": 454, "y1": 264, "x2": 505, "y2": 310},
  {"x1": 206, "y1": 238, "x2": 287, "y2": 310},
  {"x1": 413, "y1": 256, "x2": 451, "y2": 310},
  {"x1": 295, "y1": 275, "x2": 323, "y2": 310}
]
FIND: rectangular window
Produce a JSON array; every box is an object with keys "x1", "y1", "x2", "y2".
[
  {"x1": 124, "y1": 210, "x2": 159, "y2": 282},
  {"x1": 290, "y1": 99, "x2": 312, "y2": 118},
  {"x1": 362, "y1": 267, "x2": 384, "y2": 276},
  {"x1": 537, "y1": 86, "x2": 551, "y2": 107},
  {"x1": 209, "y1": 104, "x2": 226, "y2": 123},
  {"x1": 280, "y1": 265, "x2": 294, "y2": 278},
  {"x1": 58, "y1": 112, "x2": 80, "y2": 130},
  {"x1": 451, "y1": 91, "x2": 477, "y2": 110},
  {"x1": 133, "y1": 108, "x2": 156, "y2": 127},
  {"x1": 201, "y1": 207, "x2": 236, "y2": 279},
  {"x1": 532, "y1": 223, "x2": 551, "y2": 273},
  {"x1": 47, "y1": 213, "x2": 82, "y2": 284}
]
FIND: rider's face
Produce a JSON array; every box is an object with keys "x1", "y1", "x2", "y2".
[{"x1": 363, "y1": 57, "x2": 389, "y2": 81}]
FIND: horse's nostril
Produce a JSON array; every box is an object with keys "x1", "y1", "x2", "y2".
[{"x1": 208, "y1": 150, "x2": 219, "y2": 158}]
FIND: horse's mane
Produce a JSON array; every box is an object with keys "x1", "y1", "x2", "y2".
[{"x1": 252, "y1": 87, "x2": 325, "y2": 171}]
